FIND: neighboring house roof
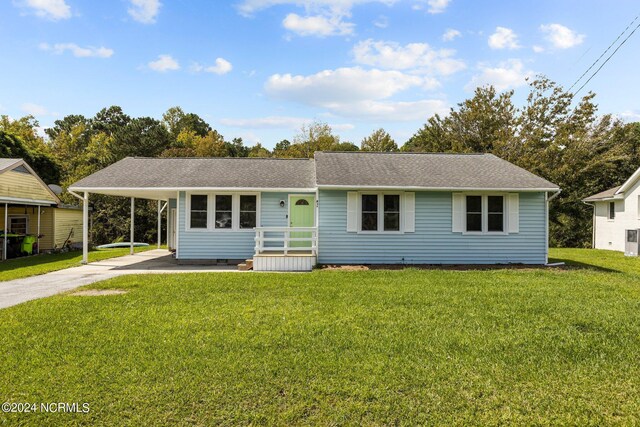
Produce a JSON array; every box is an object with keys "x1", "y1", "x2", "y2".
[
  {"x1": 0, "y1": 158, "x2": 22, "y2": 173},
  {"x1": 314, "y1": 152, "x2": 559, "y2": 190},
  {"x1": 583, "y1": 186, "x2": 622, "y2": 202},
  {"x1": 70, "y1": 153, "x2": 560, "y2": 196},
  {"x1": 71, "y1": 157, "x2": 317, "y2": 190},
  {"x1": 0, "y1": 158, "x2": 60, "y2": 205}
]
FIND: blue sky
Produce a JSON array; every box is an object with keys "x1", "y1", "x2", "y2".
[{"x1": 1, "y1": 0, "x2": 639, "y2": 148}]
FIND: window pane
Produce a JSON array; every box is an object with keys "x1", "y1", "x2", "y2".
[
  {"x1": 240, "y1": 195, "x2": 256, "y2": 212},
  {"x1": 384, "y1": 195, "x2": 400, "y2": 212},
  {"x1": 466, "y1": 195, "x2": 481, "y2": 213},
  {"x1": 190, "y1": 195, "x2": 208, "y2": 229},
  {"x1": 191, "y1": 195, "x2": 207, "y2": 211},
  {"x1": 362, "y1": 212, "x2": 378, "y2": 231},
  {"x1": 240, "y1": 212, "x2": 256, "y2": 229},
  {"x1": 362, "y1": 194, "x2": 378, "y2": 212},
  {"x1": 384, "y1": 213, "x2": 400, "y2": 231},
  {"x1": 216, "y1": 195, "x2": 232, "y2": 211},
  {"x1": 609, "y1": 202, "x2": 615, "y2": 219},
  {"x1": 190, "y1": 212, "x2": 208, "y2": 229},
  {"x1": 215, "y1": 195, "x2": 233, "y2": 229},
  {"x1": 488, "y1": 196, "x2": 504, "y2": 213},
  {"x1": 466, "y1": 213, "x2": 482, "y2": 232},
  {"x1": 215, "y1": 212, "x2": 232, "y2": 229},
  {"x1": 488, "y1": 213, "x2": 504, "y2": 232}
]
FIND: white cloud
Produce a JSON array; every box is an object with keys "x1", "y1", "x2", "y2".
[
  {"x1": 442, "y1": 28, "x2": 461, "y2": 42},
  {"x1": 128, "y1": 0, "x2": 161, "y2": 24},
  {"x1": 266, "y1": 67, "x2": 423, "y2": 104},
  {"x1": 237, "y1": 0, "x2": 398, "y2": 37},
  {"x1": 39, "y1": 42, "x2": 114, "y2": 58},
  {"x1": 192, "y1": 58, "x2": 233, "y2": 75},
  {"x1": 466, "y1": 59, "x2": 534, "y2": 92},
  {"x1": 352, "y1": 39, "x2": 465, "y2": 75},
  {"x1": 283, "y1": 13, "x2": 354, "y2": 36},
  {"x1": 532, "y1": 45, "x2": 545, "y2": 53},
  {"x1": 21, "y1": 102, "x2": 49, "y2": 116},
  {"x1": 426, "y1": 0, "x2": 451, "y2": 14},
  {"x1": 148, "y1": 54, "x2": 180, "y2": 72},
  {"x1": 540, "y1": 24, "x2": 585, "y2": 49},
  {"x1": 373, "y1": 15, "x2": 388, "y2": 28},
  {"x1": 20, "y1": 0, "x2": 71, "y2": 20},
  {"x1": 619, "y1": 111, "x2": 640, "y2": 122},
  {"x1": 488, "y1": 27, "x2": 520, "y2": 50},
  {"x1": 237, "y1": 0, "x2": 398, "y2": 17},
  {"x1": 328, "y1": 99, "x2": 448, "y2": 121},
  {"x1": 264, "y1": 66, "x2": 447, "y2": 120}
]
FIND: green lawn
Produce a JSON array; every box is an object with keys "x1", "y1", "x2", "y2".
[
  {"x1": 0, "y1": 246, "x2": 158, "y2": 282},
  {"x1": 1, "y1": 249, "x2": 639, "y2": 425}
]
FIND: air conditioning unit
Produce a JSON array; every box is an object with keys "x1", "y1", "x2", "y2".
[{"x1": 625, "y1": 229, "x2": 640, "y2": 256}]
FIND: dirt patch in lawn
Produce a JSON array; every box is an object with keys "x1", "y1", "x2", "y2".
[{"x1": 70, "y1": 289, "x2": 128, "y2": 296}]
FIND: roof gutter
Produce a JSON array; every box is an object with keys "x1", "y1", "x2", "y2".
[{"x1": 316, "y1": 185, "x2": 561, "y2": 192}]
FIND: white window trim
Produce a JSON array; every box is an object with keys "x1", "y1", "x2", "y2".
[
  {"x1": 357, "y1": 192, "x2": 404, "y2": 234},
  {"x1": 462, "y1": 193, "x2": 508, "y2": 236},
  {"x1": 185, "y1": 192, "x2": 260, "y2": 232},
  {"x1": 8, "y1": 215, "x2": 29, "y2": 234}
]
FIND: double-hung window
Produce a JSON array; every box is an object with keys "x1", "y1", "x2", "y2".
[
  {"x1": 215, "y1": 195, "x2": 233, "y2": 229},
  {"x1": 360, "y1": 194, "x2": 401, "y2": 232},
  {"x1": 465, "y1": 195, "x2": 505, "y2": 233},
  {"x1": 239, "y1": 195, "x2": 257, "y2": 229}
]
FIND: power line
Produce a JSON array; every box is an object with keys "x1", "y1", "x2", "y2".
[
  {"x1": 574, "y1": 18, "x2": 640, "y2": 95},
  {"x1": 568, "y1": 13, "x2": 640, "y2": 92}
]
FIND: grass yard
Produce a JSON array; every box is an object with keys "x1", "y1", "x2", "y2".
[
  {"x1": 1, "y1": 248, "x2": 639, "y2": 425},
  {"x1": 0, "y1": 246, "x2": 158, "y2": 282}
]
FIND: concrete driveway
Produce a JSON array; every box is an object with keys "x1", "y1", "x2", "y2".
[{"x1": 0, "y1": 250, "x2": 236, "y2": 309}]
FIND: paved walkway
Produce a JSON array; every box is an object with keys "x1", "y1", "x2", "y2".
[{"x1": 0, "y1": 250, "x2": 236, "y2": 309}]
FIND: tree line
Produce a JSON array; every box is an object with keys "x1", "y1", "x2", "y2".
[{"x1": 1, "y1": 76, "x2": 638, "y2": 247}]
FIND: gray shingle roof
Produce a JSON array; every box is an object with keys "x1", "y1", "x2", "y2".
[
  {"x1": 70, "y1": 157, "x2": 316, "y2": 189},
  {"x1": 70, "y1": 153, "x2": 560, "y2": 192},
  {"x1": 0, "y1": 158, "x2": 22, "y2": 173},
  {"x1": 583, "y1": 186, "x2": 621, "y2": 202},
  {"x1": 314, "y1": 152, "x2": 559, "y2": 190}
]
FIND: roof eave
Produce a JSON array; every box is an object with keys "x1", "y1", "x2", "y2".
[{"x1": 316, "y1": 184, "x2": 560, "y2": 192}]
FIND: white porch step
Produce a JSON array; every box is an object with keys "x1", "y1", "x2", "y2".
[{"x1": 253, "y1": 254, "x2": 315, "y2": 272}]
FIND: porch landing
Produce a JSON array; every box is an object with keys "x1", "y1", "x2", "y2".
[{"x1": 252, "y1": 253, "x2": 316, "y2": 272}]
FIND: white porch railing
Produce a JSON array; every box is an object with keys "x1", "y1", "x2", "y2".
[{"x1": 254, "y1": 227, "x2": 318, "y2": 256}]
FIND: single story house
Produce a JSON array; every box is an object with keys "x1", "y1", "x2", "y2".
[
  {"x1": 69, "y1": 152, "x2": 560, "y2": 270},
  {"x1": 0, "y1": 158, "x2": 84, "y2": 260},
  {"x1": 583, "y1": 165, "x2": 640, "y2": 253}
]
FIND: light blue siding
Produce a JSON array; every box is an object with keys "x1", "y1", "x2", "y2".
[
  {"x1": 177, "y1": 191, "x2": 313, "y2": 260},
  {"x1": 317, "y1": 190, "x2": 547, "y2": 265}
]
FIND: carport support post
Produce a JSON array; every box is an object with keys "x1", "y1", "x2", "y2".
[
  {"x1": 37, "y1": 205, "x2": 40, "y2": 254},
  {"x1": 3, "y1": 203, "x2": 7, "y2": 261},
  {"x1": 157, "y1": 199, "x2": 161, "y2": 249},
  {"x1": 130, "y1": 197, "x2": 135, "y2": 256},
  {"x1": 82, "y1": 192, "x2": 88, "y2": 264}
]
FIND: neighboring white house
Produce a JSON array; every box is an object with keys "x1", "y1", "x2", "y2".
[{"x1": 583, "y1": 166, "x2": 640, "y2": 252}]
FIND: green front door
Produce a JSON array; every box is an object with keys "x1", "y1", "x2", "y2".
[{"x1": 289, "y1": 195, "x2": 315, "y2": 248}]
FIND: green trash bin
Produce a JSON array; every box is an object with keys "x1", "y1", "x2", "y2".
[{"x1": 21, "y1": 235, "x2": 37, "y2": 255}]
